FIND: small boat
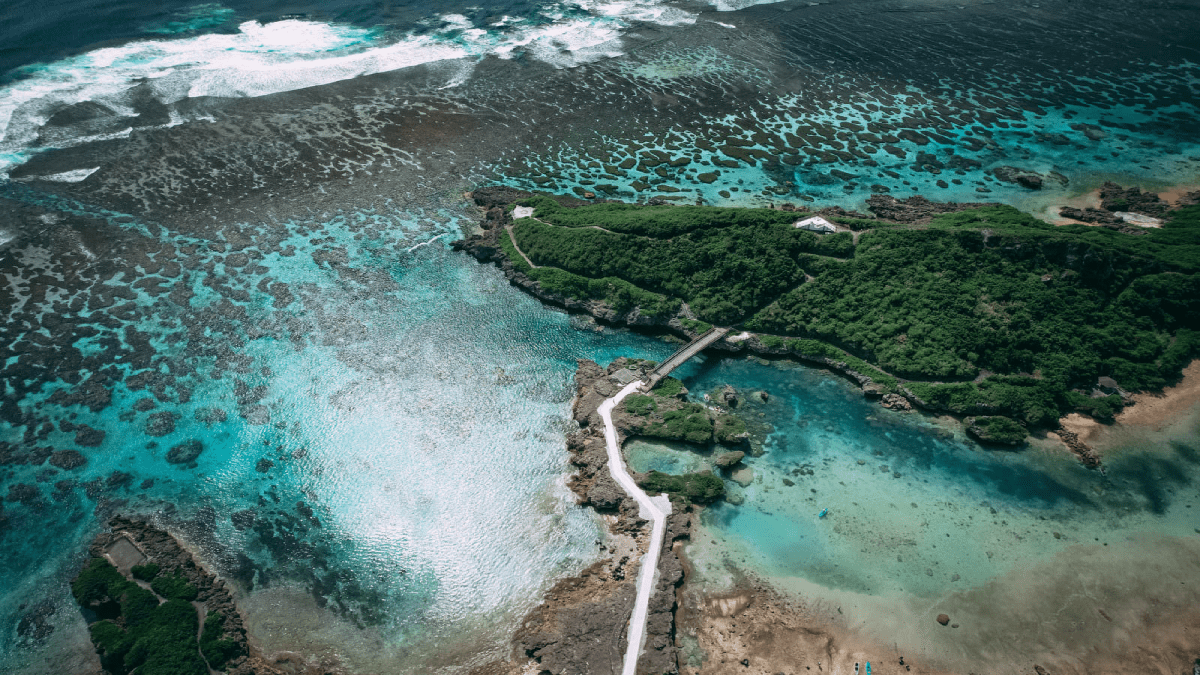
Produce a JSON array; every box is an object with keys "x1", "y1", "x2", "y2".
[
  {"x1": 818, "y1": 508, "x2": 828, "y2": 518},
  {"x1": 865, "y1": 663, "x2": 871, "y2": 675}
]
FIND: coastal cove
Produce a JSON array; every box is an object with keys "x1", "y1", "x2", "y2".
[{"x1": 452, "y1": 186, "x2": 1200, "y2": 674}]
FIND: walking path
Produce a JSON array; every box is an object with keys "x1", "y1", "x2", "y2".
[{"x1": 598, "y1": 380, "x2": 673, "y2": 675}]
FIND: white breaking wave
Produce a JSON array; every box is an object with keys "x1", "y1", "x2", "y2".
[
  {"x1": 0, "y1": 1, "x2": 698, "y2": 179},
  {"x1": 709, "y1": 0, "x2": 794, "y2": 11},
  {"x1": 23, "y1": 166, "x2": 101, "y2": 183}
]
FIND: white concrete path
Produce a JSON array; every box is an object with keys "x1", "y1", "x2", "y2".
[{"x1": 598, "y1": 380, "x2": 672, "y2": 675}]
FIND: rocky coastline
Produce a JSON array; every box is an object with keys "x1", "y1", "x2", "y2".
[
  {"x1": 477, "y1": 358, "x2": 701, "y2": 675},
  {"x1": 452, "y1": 188, "x2": 1112, "y2": 465}
]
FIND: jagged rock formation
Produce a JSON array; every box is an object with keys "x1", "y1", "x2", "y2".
[{"x1": 507, "y1": 359, "x2": 694, "y2": 675}]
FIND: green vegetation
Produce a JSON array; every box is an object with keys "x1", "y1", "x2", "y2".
[
  {"x1": 623, "y1": 393, "x2": 657, "y2": 416},
  {"x1": 131, "y1": 563, "x2": 160, "y2": 581},
  {"x1": 511, "y1": 211, "x2": 825, "y2": 324},
  {"x1": 651, "y1": 375, "x2": 685, "y2": 398},
  {"x1": 502, "y1": 225, "x2": 679, "y2": 317},
  {"x1": 150, "y1": 571, "x2": 198, "y2": 601},
  {"x1": 967, "y1": 416, "x2": 1028, "y2": 444},
  {"x1": 494, "y1": 195, "x2": 1200, "y2": 425},
  {"x1": 645, "y1": 403, "x2": 713, "y2": 444},
  {"x1": 713, "y1": 414, "x2": 748, "y2": 444},
  {"x1": 200, "y1": 612, "x2": 243, "y2": 670},
  {"x1": 679, "y1": 318, "x2": 713, "y2": 334},
  {"x1": 72, "y1": 557, "x2": 210, "y2": 675},
  {"x1": 522, "y1": 194, "x2": 798, "y2": 237},
  {"x1": 638, "y1": 470, "x2": 726, "y2": 503}
]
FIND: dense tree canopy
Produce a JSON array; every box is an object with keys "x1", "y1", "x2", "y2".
[{"x1": 504, "y1": 195, "x2": 1200, "y2": 424}]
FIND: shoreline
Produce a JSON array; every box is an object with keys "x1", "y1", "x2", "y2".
[
  {"x1": 453, "y1": 188, "x2": 1127, "y2": 466},
  {"x1": 1059, "y1": 359, "x2": 1200, "y2": 451}
]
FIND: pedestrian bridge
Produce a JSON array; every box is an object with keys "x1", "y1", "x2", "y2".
[{"x1": 640, "y1": 326, "x2": 730, "y2": 391}]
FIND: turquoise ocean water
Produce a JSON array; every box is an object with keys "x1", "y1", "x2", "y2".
[{"x1": 1, "y1": 0, "x2": 1198, "y2": 672}]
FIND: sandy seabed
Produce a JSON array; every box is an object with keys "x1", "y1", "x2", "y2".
[{"x1": 679, "y1": 362, "x2": 1200, "y2": 675}]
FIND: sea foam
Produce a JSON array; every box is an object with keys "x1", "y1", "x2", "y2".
[{"x1": 0, "y1": 1, "x2": 697, "y2": 179}]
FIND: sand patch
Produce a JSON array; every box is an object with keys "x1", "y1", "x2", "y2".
[
  {"x1": 681, "y1": 531, "x2": 1200, "y2": 675},
  {"x1": 1159, "y1": 184, "x2": 1200, "y2": 206},
  {"x1": 1117, "y1": 360, "x2": 1200, "y2": 430}
]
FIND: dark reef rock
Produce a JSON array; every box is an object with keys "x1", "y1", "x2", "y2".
[
  {"x1": 231, "y1": 509, "x2": 256, "y2": 530},
  {"x1": 16, "y1": 599, "x2": 56, "y2": 644},
  {"x1": 990, "y1": 166, "x2": 1049, "y2": 190},
  {"x1": 865, "y1": 194, "x2": 989, "y2": 223},
  {"x1": 145, "y1": 411, "x2": 176, "y2": 437},
  {"x1": 1056, "y1": 426, "x2": 1102, "y2": 469},
  {"x1": 166, "y1": 439, "x2": 203, "y2": 464},
  {"x1": 1059, "y1": 206, "x2": 1123, "y2": 226},
  {"x1": 50, "y1": 449, "x2": 87, "y2": 470},
  {"x1": 1098, "y1": 181, "x2": 1168, "y2": 216},
  {"x1": 132, "y1": 397, "x2": 157, "y2": 412},
  {"x1": 74, "y1": 424, "x2": 105, "y2": 447}
]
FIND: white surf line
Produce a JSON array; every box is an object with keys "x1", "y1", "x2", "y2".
[
  {"x1": 404, "y1": 232, "x2": 450, "y2": 253},
  {"x1": 598, "y1": 379, "x2": 673, "y2": 675}
]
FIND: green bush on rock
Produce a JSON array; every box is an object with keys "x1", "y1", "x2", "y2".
[
  {"x1": 131, "y1": 563, "x2": 160, "y2": 581},
  {"x1": 71, "y1": 557, "x2": 216, "y2": 675},
  {"x1": 623, "y1": 394, "x2": 657, "y2": 416},
  {"x1": 638, "y1": 470, "x2": 726, "y2": 503},
  {"x1": 200, "y1": 611, "x2": 243, "y2": 670},
  {"x1": 965, "y1": 416, "x2": 1028, "y2": 445},
  {"x1": 151, "y1": 572, "x2": 198, "y2": 601}
]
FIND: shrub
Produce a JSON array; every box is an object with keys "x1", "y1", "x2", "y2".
[
  {"x1": 972, "y1": 416, "x2": 1028, "y2": 444},
  {"x1": 151, "y1": 572, "x2": 199, "y2": 602},
  {"x1": 638, "y1": 470, "x2": 726, "y2": 503},
  {"x1": 713, "y1": 414, "x2": 747, "y2": 444},
  {"x1": 623, "y1": 394, "x2": 656, "y2": 416},
  {"x1": 200, "y1": 612, "x2": 243, "y2": 670},
  {"x1": 72, "y1": 557, "x2": 125, "y2": 605},
  {"x1": 652, "y1": 376, "x2": 685, "y2": 398},
  {"x1": 649, "y1": 404, "x2": 713, "y2": 444},
  {"x1": 131, "y1": 563, "x2": 161, "y2": 581}
]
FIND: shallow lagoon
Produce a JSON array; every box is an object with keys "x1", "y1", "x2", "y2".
[{"x1": 661, "y1": 354, "x2": 1200, "y2": 669}]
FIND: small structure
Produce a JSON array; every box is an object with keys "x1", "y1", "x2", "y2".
[
  {"x1": 612, "y1": 368, "x2": 640, "y2": 385},
  {"x1": 794, "y1": 216, "x2": 837, "y2": 233}
]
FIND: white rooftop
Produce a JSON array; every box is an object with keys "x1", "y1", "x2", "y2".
[{"x1": 794, "y1": 216, "x2": 837, "y2": 232}]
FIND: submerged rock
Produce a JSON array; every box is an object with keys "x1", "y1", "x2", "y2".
[
  {"x1": 730, "y1": 467, "x2": 754, "y2": 487},
  {"x1": 166, "y1": 439, "x2": 203, "y2": 464},
  {"x1": 714, "y1": 451, "x2": 745, "y2": 470},
  {"x1": 49, "y1": 450, "x2": 87, "y2": 470},
  {"x1": 145, "y1": 412, "x2": 175, "y2": 437}
]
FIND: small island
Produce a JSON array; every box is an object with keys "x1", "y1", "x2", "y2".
[
  {"x1": 455, "y1": 185, "x2": 1200, "y2": 457},
  {"x1": 70, "y1": 517, "x2": 259, "y2": 675}
]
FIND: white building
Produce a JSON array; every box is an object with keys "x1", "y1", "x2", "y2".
[{"x1": 793, "y1": 216, "x2": 838, "y2": 233}]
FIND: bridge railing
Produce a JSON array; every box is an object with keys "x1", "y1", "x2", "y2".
[
  {"x1": 641, "y1": 327, "x2": 727, "y2": 392},
  {"x1": 649, "y1": 327, "x2": 717, "y2": 378}
]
